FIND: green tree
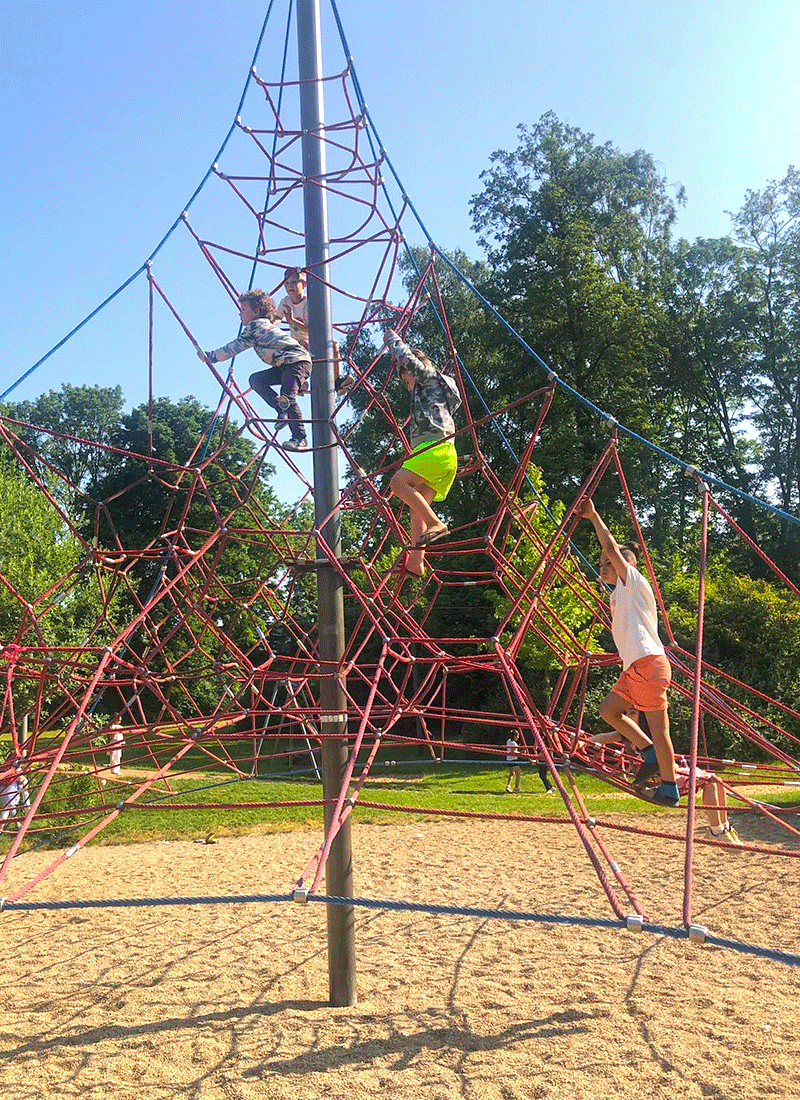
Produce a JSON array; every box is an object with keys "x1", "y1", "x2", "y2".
[
  {"x1": 468, "y1": 112, "x2": 683, "y2": 537},
  {"x1": 659, "y1": 236, "x2": 762, "y2": 548},
  {"x1": 488, "y1": 466, "x2": 601, "y2": 673},
  {"x1": 660, "y1": 551, "x2": 800, "y2": 760},
  {"x1": 0, "y1": 449, "x2": 111, "y2": 715},
  {"x1": 727, "y1": 167, "x2": 800, "y2": 569},
  {"x1": 1, "y1": 384, "x2": 125, "y2": 505},
  {"x1": 0, "y1": 451, "x2": 88, "y2": 641},
  {"x1": 81, "y1": 396, "x2": 299, "y2": 714}
]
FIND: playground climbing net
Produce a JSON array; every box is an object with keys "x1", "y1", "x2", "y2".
[{"x1": 1, "y1": 0, "x2": 799, "y2": 965}]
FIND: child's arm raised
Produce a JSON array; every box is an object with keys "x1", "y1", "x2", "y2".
[{"x1": 579, "y1": 498, "x2": 630, "y2": 583}]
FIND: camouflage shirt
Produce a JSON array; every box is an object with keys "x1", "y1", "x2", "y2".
[
  {"x1": 388, "y1": 333, "x2": 461, "y2": 447},
  {"x1": 206, "y1": 319, "x2": 311, "y2": 370}
]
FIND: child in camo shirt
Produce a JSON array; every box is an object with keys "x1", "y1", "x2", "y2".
[
  {"x1": 201, "y1": 289, "x2": 311, "y2": 452},
  {"x1": 385, "y1": 329, "x2": 461, "y2": 576}
]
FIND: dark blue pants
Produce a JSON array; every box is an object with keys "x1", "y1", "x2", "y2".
[{"x1": 250, "y1": 358, "x2": 310, "y2": 440}]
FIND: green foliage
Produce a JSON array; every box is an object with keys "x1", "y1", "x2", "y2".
[
  {"x1": 0, "y1": 386, "x2": 316, "y2": 720},
  {"x1": 488, "y1": 466, "x2": 601, "y2": 672},
  {"x1": 79, "y1": 395, "x2": 289, "y2": 713},
  {"x1": 1, "y1": 383, "x2": 125, "y2": 505},
  {"x1": 660, "y1": 552, "x2": 800, "y2": 758},
  {"x1": 466, "y1": 113, "x2": 683, "y2": 536},
  {"x1": 33, "y1": 765, "x2": 100, "y2": 847},
  {"x1": 0, "y1": 449, "x2": 104, "y2": 653}
]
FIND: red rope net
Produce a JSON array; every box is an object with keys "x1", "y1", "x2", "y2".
[{"x1": 1, "y1": 27, "x2": 798, "y2": 950}]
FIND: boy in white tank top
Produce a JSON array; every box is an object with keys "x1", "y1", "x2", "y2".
[{"x1": 580, "y1": 498, "x2": 679, "y2": 806}]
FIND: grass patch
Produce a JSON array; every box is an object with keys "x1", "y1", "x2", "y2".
[{"x1": 3, "y1": 756, "x2": 797, "y2": 853}]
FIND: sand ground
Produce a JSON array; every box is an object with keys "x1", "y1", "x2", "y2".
[{"x1": 2, "y1": 813, "x2": 799, "y2": 1100}]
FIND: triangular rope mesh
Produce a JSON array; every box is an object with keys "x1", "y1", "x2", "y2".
[{"x1": 1, "y1": 1, "x2": 799, "y2": 959}]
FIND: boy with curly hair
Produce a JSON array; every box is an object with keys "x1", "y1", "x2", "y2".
[{"x1": 201, "y1": 289, "x2": 311, "y2": 452}]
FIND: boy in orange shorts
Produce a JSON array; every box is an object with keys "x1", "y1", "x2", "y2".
[{"x1": 580, "y1": 497, "x2": 679, "y2": 805}]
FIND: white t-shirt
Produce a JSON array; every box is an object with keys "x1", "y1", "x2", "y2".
[
  {"x1": 277, "y1": 294, "x2": 309, "y2": 347},
  {"x1": 609, "y1": 562, "x2": 665, "y2": 670},
  {"x1": 506, "y1": 739, "x2": 520, "y2": 763}
]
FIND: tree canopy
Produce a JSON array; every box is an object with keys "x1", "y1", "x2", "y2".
[{"x1": 3, "y1": 115, "x2": 800, "y2": 753}]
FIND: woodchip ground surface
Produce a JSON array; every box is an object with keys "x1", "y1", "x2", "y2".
[{"x1": 2, "y1": 812, "x2": 799, "y2": 1099}]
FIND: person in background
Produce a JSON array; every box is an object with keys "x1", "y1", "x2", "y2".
[
  {"x1": 505, "y1": 730, "x2": 522, "y2": 793},
  {"x1": 108, "y1": 716, "x2": 124, "y2": 775},
  {"x1": 0, "y1": 755, "x2": 30, "y2": 832},
  {"x1": 277, "y1": 266, "x2": 309, "y2": 349}
]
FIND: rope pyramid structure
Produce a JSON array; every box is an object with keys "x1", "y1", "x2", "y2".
[{"x1": 1, "y1": 0, "x2": 800, "y2": 967}]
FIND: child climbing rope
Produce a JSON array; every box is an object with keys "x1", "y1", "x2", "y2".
[
  {"x1": 277, "y1": 266, "x2": 309, "y2": 349},
  {"x1": 200, "y1": 289, "x2": 311, "y2": 452},
  {"x1": 385, "y1": 328, "x2": 461, "y2": 577},
  {"x1": 673, "y1": 761, "x2": 742, "y2": 842},
  {"x1": 277, "y1": 266, "x2": 352, "y2": 393},
  {"x1": 579, "y1": 496, "x2": 679, "y2": 805}
]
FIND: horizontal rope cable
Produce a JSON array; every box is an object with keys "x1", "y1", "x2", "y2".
[{"x1": 4, "y1": 889, "x2": 798, "y2": 968}]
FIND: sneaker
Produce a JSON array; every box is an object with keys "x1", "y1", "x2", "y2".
[
  {"x1": 335, "y1": 373, "x2": 354, "y2": 393},
  {"x1": 711, "y1": 823, "x2": 743, "y2": 847},
  {"x1": 545, "y1": 787, "x2": 556, "y2": 796},
  {"x1": 283, "y1": 438, "x2": 309, "y2": 452},
  {"x1": 650, "y1": 781, "x2": 680, "y2": 806},
  {"x1": 634, "y1": 747, "x2": 660, "y2": 787}
]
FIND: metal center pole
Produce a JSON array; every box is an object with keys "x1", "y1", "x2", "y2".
[{"x1": 296, "y1": 0, "x2": 356, "y2": 1008}]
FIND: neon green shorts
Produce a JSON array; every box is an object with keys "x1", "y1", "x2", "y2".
[{"x1": 402, "y1": 440, "x2": 457, "y2": 501}]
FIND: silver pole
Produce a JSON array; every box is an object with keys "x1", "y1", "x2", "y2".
[{"x1": 296, "y1": 0, "x2": 356, "y2": 1007}]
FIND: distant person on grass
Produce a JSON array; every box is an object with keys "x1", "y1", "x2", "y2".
[
  {"x1": 385, "y1": 328, "x2": 461, "y2": 577},
  {"x1": 108, "y1": 715, "x2": 124, "y2": 775},
  {"x1": 579, "y1": 496, "x2": 679, "y2": 806},
  {"x1": 505, "y1": 730, "x2": 522, "y2": 793},
  {"x1": 504, "y1": 730, "x2": 556, "y2": 795},
  {"x1": 0, "y1": 756, "x2": 30, "y2": 832}
]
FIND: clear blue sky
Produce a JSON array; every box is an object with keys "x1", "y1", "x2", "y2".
[{"x1": 2, "y1": 0, "x2": 798, "y2": 462}]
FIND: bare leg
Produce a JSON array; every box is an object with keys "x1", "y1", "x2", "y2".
[
  {"x1": 642, "y1": 707, "x2": 677, "y2": 783},
  {"x1": 702, "y1": 778, "x2": 727, "y2": 831},
  {"x1": 389, "y1": 467, "x2": 440, "y2": 575},
  {"x1": 506, "y1": 765, "x2": 520, "y2": 792},
  {"x1": 599, "y1": 691, "x2": 653, "y2": 750}
]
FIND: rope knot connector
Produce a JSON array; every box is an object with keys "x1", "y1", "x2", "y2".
[{"x1": 688, "y1": 924, "x2": 708, "y2": 944}]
